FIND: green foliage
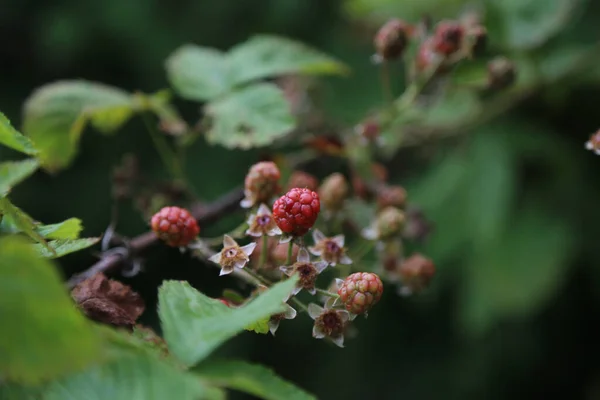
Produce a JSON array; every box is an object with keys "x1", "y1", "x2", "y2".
[
  {"x1": 195, "y1": 360, "x2": 316, "y2": 400},
  {"x1": 0, "y1": 197, "x2": 50, "y2": 250},
  {"x1": 22, "y1": 81, "x2": 134, "y2": 172},
  {"x1": 244, "y1": 315, "x2": 270, "y2": 334},
  {"x1": 0, "y1": 159, "x2": 39, "y2": 197},
  {"x1": 0, "y1": 113, "x2": 37, "y2": 155},
  {"x1": 0, "y1": 236, "x2": 100, "y2": 383},
  {"x1": 226, "y1": 35, "x2": 349, "y2": 85},
  {"x1": 158, "y1": 277, "x2": 298, "y2": 366},
  {"x1": 32, "y1": 238, "x2": 100, "y2": 259},
  {"x1": 205, "y1": 83, "x2": 295, "y2": 149},
  {"x1": 43, "y1": 352, "x2": 209, "y2": 400},
  {"x1": 35, "y1": 217, "x2": 83, "y2": 240}
]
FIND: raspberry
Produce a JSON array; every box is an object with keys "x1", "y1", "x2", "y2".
[
  {"x1": 374, "y1": 19, "x2": 411, "y2": 61},
  {"x1": 287, "y1": 171, "x2": 319, "y2": 191},
  {"x1": 272, "y1": 188, "x2": 320, "y2": 236},
  {"x1": 432, "y1": 21, "x2": 464, "y2": 55},
  {"x1": 337, "y1": 272, "x2": 383, "y2": 315},
  {"x1": 241, "y1": 161, "x2": 281, "y2": 208},
  {"x1": 151, "y1": 206, "x2": 199, "y2": 247},
  {"x1": 318, "y1": 173, "x2": 348, "y2": 212}
]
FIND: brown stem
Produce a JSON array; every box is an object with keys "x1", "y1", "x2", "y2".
[{"x1": 66, "y1": 186, "x2": 244, "y2": 289}]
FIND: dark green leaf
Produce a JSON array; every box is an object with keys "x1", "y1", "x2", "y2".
[
  {"x1": 158, "y1": 276, "x2": 297, "y2": 366},
  {"x1": 36, "y1": 217, "x2": 83, "y2": 240},
  {"x1": 0, "y1": 112, "x2": 37, "y2": 155},
  {"x1": 22, "y1": 81, "x2": 133, "y2": 172},
  {"x1": 195, "y1": 360, "x2": 316, "y2": 400},
  {"x1": 32, "y1": 238, "x2": 99, "y2": 258},
  {"x1": 0, "y1": 236, "x2": 100, "y2": 383},
  {"x1": 205, "y1": 83, "x2": 295, "y2": 149},
  {"x1": 227, "y1": 34, "x2": 348, "y2": 86},
  {"x1": 165, "y1": 45, "x2": 230, "y2": 101},
  {"x1": 0, "y1": 159, "x2": 39, "y2": 197}
]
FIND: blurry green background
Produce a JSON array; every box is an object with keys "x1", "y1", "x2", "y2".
[{"x1": 2, "y1": 0, "x2": 600, "y2": 399}]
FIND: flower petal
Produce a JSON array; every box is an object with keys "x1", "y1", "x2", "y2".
[
  {"x1": 307, "y1": 303, "x2": 323, "y2": 320},
  {"x1": 219, "y1": 266, "x2": 234, "y2": 276},
  {"x1": 268, "y1": 319, "x2": 280, "y2": 336},
  {"x1": 334, "y1": 278, "x2": 344, "y2": 288},
  {"x1": 339, "y1": 254, "x2": 353, "y2": 265},
  {"x1": 307, "y1": 287, "x2": 316, "y2": 295},
  {"x1": 246, "y1": 213, "x2": 257, "y2": 226},
  {"x1": 240, "y1": 196, "x2": 254, "y2": 209},
  {"x1": 338, "y1": 310, "x2": 350, "y2": 323},
  {"x1": 208, "y1": 252, "x2": 222, "y2": 264},
  {"x1": 332, "y1": 234, "x2": 345, "y2": 247},
  {"x1": 257, "y1": 203, "x2": 271, "y2": 216},
  {"x1": 240, "y1": 242, "x2": 257, "y2": 257},
  {"x1": 398, "y1": 285, "x2": 413, "y2": 297},
  {"x1": 279, "y1": 234, "x2": 293, "y2": 244},
  {"x1": 312, "y1": 229, "x2": 326, "y2": 244},
  {"x1": 362, "y1": 227, "x2": 378, "y2": 240},
  {"x1": 283, "y1": 304, "x2": 297, "y2": 320},
  {"x1": 330, "y1": 334, "x2": 345, "y2": 348},
  {"x1": 267, "y1": 226, "x2": 283, "y2": 236},
  {"x1": 308, "y1": 246, "x2": 322, "y2": 256},
  {"x1": 279, "y1": 265, "x2": 294, "y2": 276},
  {"x1": 312, "y1": 324, "x2": 326, "y2": 339},
  {"x1": 223, "y1": 235, "x2": 237, "y2": 248},
  {"x1": 245, "y1": 228, "x2": 262, "y2": 237},
  {"x1": 297, "y1": 248, "x2": 310, "y2": 263},
  {"x1": 314, "y1": 261, "x2": 328, "y2": 273},
  {"x1": 234, "y1": 259, "x2": 248, "y2": 269}
]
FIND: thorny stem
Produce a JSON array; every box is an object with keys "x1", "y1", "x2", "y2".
[
  {"x1": 286, "y1": 241, "x2": 293, "y2": 265},
  {"x1": 259, "y1": 235, "x2": 268, "y2": 269},
  {"x1": 315, "y1": 288, "x2": 339, "y2": 299}
]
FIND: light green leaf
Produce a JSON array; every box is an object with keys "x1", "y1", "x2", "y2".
[
  {"x1": 0, "y1": 159, "x2": 39, "y2": 197},
  {"x1": 32, "y1": 238, "x2": 99, "y2": 258},
  {"x1": 227, "y1": 34, "x2": 348, "y2": 86},
  {"x1": 0, "y1": 197, "x2": 50, "y2": 250},
  {"x1": 244, "y1": 316, "x2": 270, "y2": 334},
  {"x1": 44, "y1": 352, "x2": 208, "y2": 400},
  {"x1": 158, "y1": 276, "x2": 298, "y2": 366},
  {"x1": 195, "y1": 360, "x2": 316, "y2": 400},
  {"x1": 36, "y1": 217, "x2": 83, "y2": 240},
  {"x1": 206, "y1": 83, "x2": 295, "y2": 149},
  {"x1": 165, "y1": 45, "x2": 230, "y2": 101},
  {"x1": 22, "y1": 80, "x2": 134, "y2": 172},
  {"x1": 0, "y1": 236, "x2": 100, "y2": 383},
  {"x1": 0, "y1": 112, "x2": 37, "y2": 155}
]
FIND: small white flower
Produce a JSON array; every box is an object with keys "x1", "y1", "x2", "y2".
[
  {"x1": 209, "y1": 235, "x2": 256, "y2": 276},
  {"x1": 280, "y1": 248, "x2": 327, "y2": 295}
]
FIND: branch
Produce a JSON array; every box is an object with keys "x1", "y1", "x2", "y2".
[{"x1": 66, "y1": 186, "x2": 244, "y2": 289}]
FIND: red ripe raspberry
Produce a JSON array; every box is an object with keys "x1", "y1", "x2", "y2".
[
  {"x1": 432, "y1": 21, "x2": 464, "y2": 55},
  {"x1": 150, "y1": 206, "x2": 199, "y2": 247},
  {"x1": 338, "y1": 272, "x2": 383, "y2": 315},
  {"x1": 272, "y1": 188, "x2": 320, "y2": 236},
  {"x1": 241, "y1": 161, "x2": 281, "y2": 208}
]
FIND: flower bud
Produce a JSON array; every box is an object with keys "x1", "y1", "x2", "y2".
[
  {"x1": 432, "y1": 20, "x2": 465, "y2": 56},
  {"x1": 376, "y1": 207, "x2": 406, "y2": 239},
  {"x1": 287, "y1": 171, "x2": 319, "y2": 191},
  {"x1": 399, "y1": 253, "x2": 436, "y2": 295},
  {"x1": 374, "y1": 19, "x2": 411, "y2": 61},
  {"x1": 487, "y1": 57, "x2": 516, "y2": 90},
  {"x1": 318, "y1": 173, "x2": 349, "y2": 211},
  {"x1": 376, "y1": 185, "x2": 407, "y2": 209},
  {"x1": 585, "y1": 130, "x2": 600, "y2": 155}
]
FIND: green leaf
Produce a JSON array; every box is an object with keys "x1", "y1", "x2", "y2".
[
  {"x1": 0, "y1": 112, "x2": 37, "y2": 155},
  {"x1": 486, "y1": 0, "x2": 583, "y2": 50},
  {"x1": 22, "y1": 80, "x2": 134, "y2": 172},
  {"x1": 460, "y1": 208, "x2": 574, "y2": 334},
  {"x1": 0, "y1": 236, "x2": 100, "y2": 383},
  {"x1": 244, "y1": 316, "x2": 270, "y2": 334},
  {"x1": 36, "y1": 217, "x2": 83, "y2": 240},
  {"x1": 32, "y1": 238, "x2": 99, "y2": 258},
  {"x1": 205, "y1": 83, "x2": 295, "y2": 149},
  {"x1": 0, "y1": 197, "x2": 50, "y2": 250},
  {"x1": 195, "y1": 360, "x2": 316, "y2": 400},
  {"x1": 158, "y1": 276, "x2": 298, "y2": 366},
  {"x1": 0, "y1": 159, "x2": 39, "y2": 197},
  {"x1": 165, "y1": 45, "x2": 230, "y2": 101},
  {"x1": 0, "y1": 383, "x2": 43, "y2": 400},
  {"x1": 227, "y1": 34, "x2": 348, "y2": 86},
  {"x1": 43, "y1": 352, "x2": 208, "y2": 400}
]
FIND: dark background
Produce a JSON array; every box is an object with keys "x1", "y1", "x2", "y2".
[{"x1": 2, "y1": 0, "x2": 600, "y2": 399}]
